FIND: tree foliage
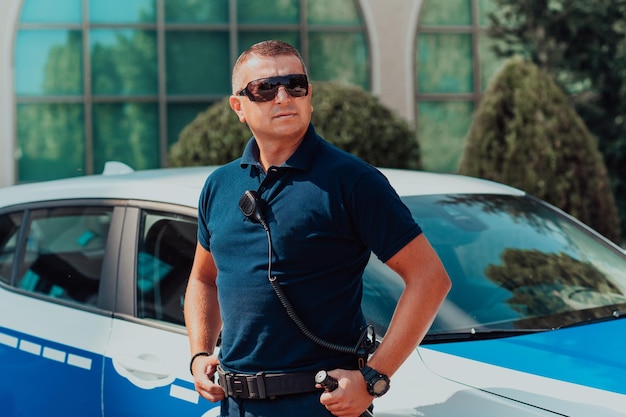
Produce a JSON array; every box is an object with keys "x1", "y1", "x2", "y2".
[
  {"x1": 168, "y1": 81, "x2": 420, "y2": 169},
  {"x1": 487, "y1": 0, "x2": 626, "y2": 239},
  {"x1": 458, "y1": 57, "x2": 621, "y2": 243}
]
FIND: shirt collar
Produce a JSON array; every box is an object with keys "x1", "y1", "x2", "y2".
[{"x1": 240, "y1": 123, "x2": 320, "y2": 173}]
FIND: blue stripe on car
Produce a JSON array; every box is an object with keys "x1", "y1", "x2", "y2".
[{"x1": 426, "y1": 319, "x2": 626, "y2": 395}]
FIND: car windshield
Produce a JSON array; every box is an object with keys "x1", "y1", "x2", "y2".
[{"x1": 362, "y1": 194, "x2": 626, "y2": 340}]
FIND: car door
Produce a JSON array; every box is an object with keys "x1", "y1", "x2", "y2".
[
  {"x1": 0, "y1": 203, "x2": 118, "y2": 417},
  {"x1": 103, "y1": 205, "x2": 218, "y2": 417}
]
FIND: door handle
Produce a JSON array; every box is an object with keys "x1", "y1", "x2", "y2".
[{"x1": 112, "y1": 353, "x2": 174, "y2": 388}]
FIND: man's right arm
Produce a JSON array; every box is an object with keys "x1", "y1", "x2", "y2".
[{"x1": 184, "y1": 242, "x2": 225, "y2": 402}]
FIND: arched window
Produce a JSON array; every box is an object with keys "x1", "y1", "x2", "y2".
[
  {"x1": 14, "y1": 0, "x2": 368, "y2": 182},
  {"x1": 415, "y1": 0, "x2": 504, "y2": 173}
]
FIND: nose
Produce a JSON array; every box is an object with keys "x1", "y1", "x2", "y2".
[{"x1": 274, "y1": 86, "x2": 291, "y2": 102}]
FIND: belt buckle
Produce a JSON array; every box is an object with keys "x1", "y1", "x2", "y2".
[
  {"x1": 227, "y1": 372, "x2": 268, "y2": 400},
  {"x1": 255, "y1": 372, "x2": 268, "y2": 399},
  {"x1": 223, "y1": 372, "x2": 248, "y2": 399},
  {"x1": 232, "y1": 374, "x2": 247, "y2": 398}
]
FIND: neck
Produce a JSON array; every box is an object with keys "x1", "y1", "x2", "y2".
[
  {"x1": 254, "y1": 124, "x2": 310, "y2": 170},
  {"x1": 257, "y1": 135, "x2": 304, "y2": 171}
]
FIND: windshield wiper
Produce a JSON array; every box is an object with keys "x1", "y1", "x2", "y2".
[
  {"x1": 422, "y1": 328, "x2": 546, "y2": 344},
  {"x1": 557, "y1": 309, "x2": 626, "y2": 330}
]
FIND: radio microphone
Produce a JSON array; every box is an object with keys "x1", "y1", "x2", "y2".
[{"x1": 239, "y1": 190, "x2": 268, "y2": 230}]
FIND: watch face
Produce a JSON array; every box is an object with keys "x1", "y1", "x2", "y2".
[{"x1": 373, "y1": 378, "x2": 389, "y2": 395}]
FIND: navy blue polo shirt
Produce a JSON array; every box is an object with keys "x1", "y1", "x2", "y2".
[{"x1": 197, "y1": 124, "x2": 421, "y2": 374}]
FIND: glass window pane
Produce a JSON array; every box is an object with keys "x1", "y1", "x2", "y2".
[
  {"x1": 93, "y1": 103, "x2": 159, "y2": 172},
  {"x1": 307, "y1": 0, "x2": 361, "y2": 25},
  {"x1": 20, "y1": 0, "x2": 82, "y2": 23},
  {"x1": 15, "y1": 30, "x2": 83, "y2": 96},
  {"x1": 17, "y1": 207, "x2": 113, "y2": 305},
  {"x1": 478, "y1": 0, "x2": 498, "y2": 27},
  {"x1": 17, "y1": 103, "x2": 85, "y2": 182},
  {"x1": 479, "y1": 33, "x2": 506, "y2": 92},
  {"x1": 166, "y1": 32, "x2": 230, "y2": 95},
  {"x1": 237, "y1": 32, "x2": 300, "y2": 55},
  {"x1": 308, "y1": 32, "x2": 368, "y2": 89},
  {"x1": 238, "y1": 0, "x2": 299, "y2": 24},
  {"x1": 165, "y1": 0, "x2": 229, "y2": 23},
  {"x1": 418, "y1": 101, "x2": 473, "y2": 172},
  {"x1": 137, "y1": 211, "x2": 196, "y2": 325},
  {"x1": 417, "y1": 33, "x2": 473, "y2": 94},
  {"x1": 91, "y1": 30, "x2": 157, "y2": 95},
  {"x1": 420, "y1": 0, "x2": 472, "y2": 26},
  {"x1": 89, "y1": 0, "x2": 156, "y2": 23},
  {"x1": 167, "y1": 103, "x2": 215, "y2": 148}
]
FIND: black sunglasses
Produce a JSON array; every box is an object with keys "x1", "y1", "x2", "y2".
[{"x1": 237, "y1": 74, "x2": 309, "y2": 102}]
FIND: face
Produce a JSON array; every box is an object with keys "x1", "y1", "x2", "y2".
[{"x1": 229, "y1": 54, "x2": 313, "y2": 145}]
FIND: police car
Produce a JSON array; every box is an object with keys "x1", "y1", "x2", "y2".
[{"x1": 0, "y1": 162, "x2": 625, "y2": 416}]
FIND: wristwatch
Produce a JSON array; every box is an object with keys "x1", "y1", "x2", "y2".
[{"x1": 360, "y1": 365, "x2": 390, "y2": 397}]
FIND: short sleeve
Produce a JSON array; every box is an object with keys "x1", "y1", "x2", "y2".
[{"x1": 348, "y1": 169, "x2": 422, "y2": 263}]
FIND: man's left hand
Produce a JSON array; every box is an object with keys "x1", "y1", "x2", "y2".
[{"x1": 317, "y1": 369, "x2": 372, "y2": 417}]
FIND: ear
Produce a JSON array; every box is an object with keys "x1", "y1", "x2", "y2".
[
  {"x1": 309, "y1": 83, "x2": 314, "y2": 113},
  {"x1": 229, "y1": 96, "x2": 246, "y2": 123}
]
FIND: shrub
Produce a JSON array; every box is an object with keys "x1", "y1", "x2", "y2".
[
  {"x1": 168, "y1": 81, "x2": 420, "y2": 170},
  {"x1": 458, "y1": 57, "x2": 621, "y2": 243}
]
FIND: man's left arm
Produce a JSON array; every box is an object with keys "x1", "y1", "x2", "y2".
[
  {"x1": 320, "y1": 233, "x2": 450, "y2": 417},
  {"x1": 366, "y1": 233, "x2": 450, "y2": 373}
]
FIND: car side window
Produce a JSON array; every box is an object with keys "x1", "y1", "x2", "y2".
[
  {"x1": 0, "y1": 212, "x2": 24, "y2": 285},
  {"x1": 16, "y1": 207, "x2": 113, "y2": 305},
  {"x1": 136, "y1": 211, "x2": 196, "y2": 326}
]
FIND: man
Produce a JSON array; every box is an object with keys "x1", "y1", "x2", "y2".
[{"x1": 185, "y1": 40, "x2": 450, "y2": 417}]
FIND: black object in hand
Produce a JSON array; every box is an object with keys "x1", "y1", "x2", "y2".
[
  {"x1": 315, "y1": 370, "x2": 338, "y2": 391},
  {"x1": 315, "y1": 370, "x2": 375, "y2": 417}
]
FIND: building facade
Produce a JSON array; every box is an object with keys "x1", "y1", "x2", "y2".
[{"x1": 0, "y1": 0, "x2": 501, "y2": 187}]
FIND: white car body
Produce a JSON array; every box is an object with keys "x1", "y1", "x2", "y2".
[{"x1": 1, "y1": 163, "x2": 625, "y2": 416}]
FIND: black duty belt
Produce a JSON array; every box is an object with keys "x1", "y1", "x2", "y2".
[{"x1": 217, "y1": 366, "x2": 319, "y2": 400}]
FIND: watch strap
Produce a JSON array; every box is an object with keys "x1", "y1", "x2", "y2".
[
  {"x1": 360, "y1": 365, "x2": 390, "y2": 397},
  {"x1": 360, "y1": 365, "x2": 377, "y2": 380}
]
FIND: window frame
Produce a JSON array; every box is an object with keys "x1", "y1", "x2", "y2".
[
  {"x1": 0, "y1": 198, "x2": 198, "y2": 331},
  {"x1": 416, "y1": 0, "x2": 486, "y2": 103},
  {"x1": 112, "y1": 200, "x2": 196, "y2": 331},
  {"x1": 15, "y1": 0, "x2": 369, "y2": 180},
  {"x1": 135, "y1": 207, "x2": 197, "y2": 326},
  {"x1": 0, "y1": 199, "x2": 125, "y2": 315},
  {"x1": 415, "y1": 0, "x2": 504, "y2": 173}
]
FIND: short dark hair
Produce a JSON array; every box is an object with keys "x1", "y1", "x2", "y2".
[{"x1": 231, "y1": 40, "x2": 308, "y2": 93}]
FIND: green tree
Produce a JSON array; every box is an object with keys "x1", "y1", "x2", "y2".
[
  {"x1": 487, "y1": 0, "x2": 626, "y2": 240},
  {"x1": 458, "y1": 57, "x2": 621, "y2": 243},
  {"x1": 168, "y1": 81, "x2": 420, "y2": 169}
]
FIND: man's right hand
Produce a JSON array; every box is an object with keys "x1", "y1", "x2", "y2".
[{"x1": 191, "y1": 354, "x2": 226, "y2": 402}]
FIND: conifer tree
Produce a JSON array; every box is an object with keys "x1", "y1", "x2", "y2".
[
  {"x1": 458, "y1": 57, "x2": 621, "y2": 243},
  {"x1": 487, "y1": 0, "x2": 626, "y2": 241}
]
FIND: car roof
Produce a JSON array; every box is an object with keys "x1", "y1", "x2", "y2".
[
  {"x1": 379, "y1": 168, "x2": 523, "y2": 197},
  {"x1": 0, "y1": 163, "x2": 524, "y2": 209}
]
